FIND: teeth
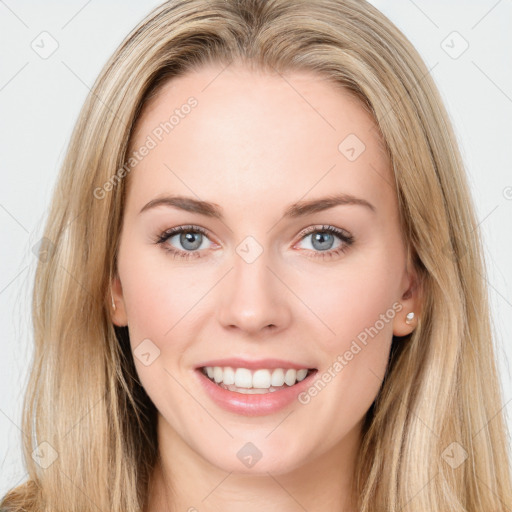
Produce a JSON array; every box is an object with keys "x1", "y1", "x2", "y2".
[
  {"x1": 223, "y1": 366, "x2": 235, "y2": 385},
  {"x1": 234, "y1": 368, "x2": 252, "y2": 388},
  {"x1": 213, "y1": 366, "x2": 223, "y2": 383},
  {"x1": 296, "y1": 369, "x2": 308, "y2": 381},
  {"x1": 252, "y1": 369, "x2": 271, "y2": 388},
  {"x1": 284, "y1": 369, "x2": 297, "y2": 386},
  {"x1": 270, "y1": 368, "x2": 285, "y2": 387},
  {"x1": 201, "y1": 366, "x2": 311, "y2": 389}
]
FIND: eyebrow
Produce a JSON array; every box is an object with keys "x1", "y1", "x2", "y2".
[{"x1": 139, "y1": 193, "x2": 376, "y2": 219}]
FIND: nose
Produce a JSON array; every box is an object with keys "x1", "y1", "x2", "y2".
[{"x1": 217, "y1": 249, "x2": 292, "y2": 336}]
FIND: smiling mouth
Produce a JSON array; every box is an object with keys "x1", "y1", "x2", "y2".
[{"x1": 200, "y1": 366, "x2": 317, "y2": 394}]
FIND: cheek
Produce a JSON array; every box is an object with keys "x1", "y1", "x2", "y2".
[
  {"x1": 122, "y1": 269, "x2": 169, "y2": 339},
  {"x1": 117, "y1": 242, "x2": 196, "y2": 412},
  {"x1": 298, "y1": 253, "x2": 400, "y2": 347},
  {"x1": 295, "y1": 264, "x2": 398, "y2": 435},
  {"x1": 293, "y1": 246, "x2": 402, "y2": 410},
  {"x1": 118, "y1": 238, "x2": 201, "y2": 339}
]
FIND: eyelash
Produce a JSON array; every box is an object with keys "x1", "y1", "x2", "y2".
[{"x1": 154, "y1": 224, "x2": 354, "y2": 261}]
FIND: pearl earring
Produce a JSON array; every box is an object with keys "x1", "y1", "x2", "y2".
[{"x1": 405, "y1": 312, "x2": 415, "y2": 324}]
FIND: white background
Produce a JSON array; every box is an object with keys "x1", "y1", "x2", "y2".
[{"x1": 1, "y1": 0, "x2": 511, "y2": 494}]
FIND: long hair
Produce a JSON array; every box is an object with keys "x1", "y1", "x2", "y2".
[{"x1": 2, "y1": 1, "x2": 511, "y2": 510}]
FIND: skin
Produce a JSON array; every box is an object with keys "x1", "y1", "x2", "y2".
[{"x1": 111, "y1": 63, "x2": 422, "y2": 512}]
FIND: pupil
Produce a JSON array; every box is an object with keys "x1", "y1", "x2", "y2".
[
  {"x1": 312, "y1": 232, "x2": 334, "y2": 251},
  {"x1": 181, "y1": 232, "x2": 202, "y2": 250}
]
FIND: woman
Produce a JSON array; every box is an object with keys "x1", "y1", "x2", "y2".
[{"x1": 2, "y1": 0, "x2": 511, "y2": 510}]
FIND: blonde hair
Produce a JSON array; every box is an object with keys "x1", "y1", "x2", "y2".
[{"x1": 2, "y1": 0, "x2": 511, "y2": 510}]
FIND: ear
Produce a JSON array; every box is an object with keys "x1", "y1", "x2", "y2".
[
  {"x1": 110, "y1": 274, "x2": 128, "y2": 327},
  {"x1": 392, "y1": 262, "x2": 422, "y2": 337}
]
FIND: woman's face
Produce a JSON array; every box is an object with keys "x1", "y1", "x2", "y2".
[{"x1": 112, "y1": 63, "x2": 420, "y2": 475}]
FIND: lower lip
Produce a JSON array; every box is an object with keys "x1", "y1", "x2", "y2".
[{"x1": 195, "y1": 368, "x2": 318, "y2": 416}]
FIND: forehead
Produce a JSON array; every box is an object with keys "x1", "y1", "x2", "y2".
[{"x1": 125, "y1": 63, "x2": 394, "y2": 218}]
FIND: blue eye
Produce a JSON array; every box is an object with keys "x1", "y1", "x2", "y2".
[
  {"x1": 154, "y1": 224, "x2": 354, "y2": 261},
  {"x1": 295, "y1": 225, "x2": 354, "y2": 260},
  {"x1": 155, "y1": 225, "x2": 213, "y2": 260}
]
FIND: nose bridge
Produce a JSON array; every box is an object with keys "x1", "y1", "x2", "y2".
[{"x1": 217, "y1": 238, "x2": 291, "y2": 333}]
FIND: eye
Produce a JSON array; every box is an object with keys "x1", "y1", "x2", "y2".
[
  {"x1": 154, "y1": 224, "x2": 355, "y2": 261},
  {"x1": 295, "y1": 225, "x2": 354, "y2": 260},
  {"x1": 154, "y1": 225, "x2": 215, "y2": 260}
]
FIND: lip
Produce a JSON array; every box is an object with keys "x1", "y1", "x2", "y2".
[
  {"x1": 195, "y1": 357, "x2": 316, "y2": 371},
  {"x1": 195, "y1": 366, "x2": 318, "y2": 417}
]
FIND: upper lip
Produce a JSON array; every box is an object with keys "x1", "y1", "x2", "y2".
[{"x1": 195, "y1": 357, "x2": 317, "y2": 371}]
